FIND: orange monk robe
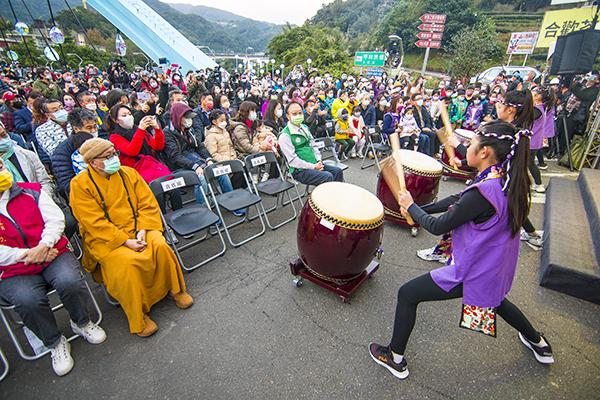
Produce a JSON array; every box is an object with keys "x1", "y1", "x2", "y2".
[{"x1": 70, "y1": 166, "x2": 187, "y2": 333}]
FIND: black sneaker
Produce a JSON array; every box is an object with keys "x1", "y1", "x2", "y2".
[
  {"x1": 368, "y1": 343, "x2": 409, "y2": 380},
  {"x1": 519, "y1": 332, "x2": 554, "y2": 364}
]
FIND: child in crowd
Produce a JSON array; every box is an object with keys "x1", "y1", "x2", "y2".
[
  {"x1": 463, "y1": 95, "x2": 484, "y2": 130},
  {"x1": 398, "y1": 105, "x2": 429, "y2": 154},
  {"x1": 348, "y1": 107, "x2": 366, "y2": 158}
]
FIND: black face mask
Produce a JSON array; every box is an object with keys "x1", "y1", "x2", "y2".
[{"x1": 10, "y1": 101, "x2": 23, "y2": 109}]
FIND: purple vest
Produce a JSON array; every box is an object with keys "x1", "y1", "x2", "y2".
[
  {"x1": 530, "y1": 104, "x2": 545, "y2": 150},
  {"x1": 430, "y1": 177, "x2": 520, "y2": 307},
  {"x1": 544, "y1": 106, "x2": 555, "y2": 138}
]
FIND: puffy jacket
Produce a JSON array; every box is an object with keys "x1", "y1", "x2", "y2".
[
  {"x1": 230, "y1": 121, "x2": 260, "y2": 157},
  {"x1": 204, "y1": 125, "x2": 237, "y2": 162},
  {"x1": 51, "y1": 133, "x2": 94, "y2": 197},
  {"x1": 163, "y1": 103, "x2": 211, "y2": 170}
]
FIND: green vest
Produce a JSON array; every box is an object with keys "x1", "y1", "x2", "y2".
[{"x1": 282, "y1": 123, "x2": 317, "y2": 173}]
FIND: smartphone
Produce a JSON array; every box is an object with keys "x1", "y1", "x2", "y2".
[{"x1": 136, "y1": 91, "x2": 151, "y2": 102}]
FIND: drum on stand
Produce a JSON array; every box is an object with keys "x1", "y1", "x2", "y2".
[
  {"x1": 440, "y1": 128, "x2": 477, "y2": 180},
  {"x1": 376, "y1": 149, "x2": 443, "y2": 236},
  {"x1": 291, "y1": 182, "x2": 384, "y2": 302}
]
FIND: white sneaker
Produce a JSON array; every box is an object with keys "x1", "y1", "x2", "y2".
[
  {"x1": 416, "y1": 247, "x2": 447, "y2": 263},
  {"x1": 50, "y1": 335, "x2": 74, "y2": 376},
  {"x1": 533, "y1": 184, "x2": 546, "y2": 193},
  {"x1": 70, "y1": 320, "x2": 107, "y2": 345},
  {"x1": 520, "y1": 230, "x2": 543, "y2": 250},
  {"x1": 260, "y1": 172, "x2": 270, "y2": 182}
]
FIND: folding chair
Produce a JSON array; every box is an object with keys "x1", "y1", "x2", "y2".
[
  {"x1": 204, "y1": 160, "x2": 266, "y2": 247},
  {"x1": 149, "y1": 171, "x2": 226, "y2": 271},
  {"x1": 244, "y1": 152, "x2": 302, "y2": 230},
  {"x1": 0, "y1": 347, "x2": 8, "y2": 381},
  {"x1": 324, "y1": 119, "x2": 334, "y2": 137},
  {"x1": 0, "y1": 279, "x2": 103, "y2": 361},
  {"x1": 361, "y1": 126, "x2": 391, "y2": 170},
  {"x1": 314, "y1": 136, "x2": 349, "y2": 171}
]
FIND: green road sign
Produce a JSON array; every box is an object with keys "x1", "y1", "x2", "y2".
[{"x1": 354, "y1": 51, "x2": 386, "y2": 67}]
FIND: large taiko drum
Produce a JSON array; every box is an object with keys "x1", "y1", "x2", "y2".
[
  {"x1": 441, "y1": 128, "x2": 477, "y2": 180},
  {"x1": 376, "y1": 149, "x2": 443, "y2": 226},
  {"x1": 297, "y1": 182, "x2": 384, "y2": 283}
]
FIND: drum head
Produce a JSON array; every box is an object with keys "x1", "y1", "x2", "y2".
[
  {"x1": 311, "y1": 182, "x2": 384, "y2": 225},
  {"x1": 395, "y1": 149, "x2": 443, "y2": 175},
  {"x1": 455, "y1": 129, "x2": 475, "y2": 141}
]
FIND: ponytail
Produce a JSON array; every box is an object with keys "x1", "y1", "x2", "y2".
[
  {"x1": 477, "y1": 120, "x2": 531, "y2": 236},
  {"x1": 504, "y1": 90, "x2": 534, "y2": 129}
]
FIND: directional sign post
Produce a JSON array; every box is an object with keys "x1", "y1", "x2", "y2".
[{"x1": 417, "y1": 13, "x2": 446, "y2": 75}]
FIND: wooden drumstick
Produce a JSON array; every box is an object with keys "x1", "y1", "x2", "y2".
[
  {"x1": 388, "y1": 132, "x2": 415, "y2": 226},
  {"x1": 437, "y1": 100, "x2": 457, "y2": 165}
]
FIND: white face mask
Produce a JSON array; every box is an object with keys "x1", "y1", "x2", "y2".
[
  {"x1": 119, "y1": 115, "x2": 134, "y2": 130},
  {"x1": 182, "y1": 117, "x2": 193, "y2": 128},
  {"x1": 248, "y1": 111, "x2": 258, "y2": 121},
  {"x1": 416, "y1": 99, "x2": 424, "y2": 107},
  {"x1": 85, "y1": 102, "x2": 97, "y2": 111},
  {"x1": 275, "y1": 108, "x2": 283, "y2": 118},
  {"x1": 218, "y1": 121, "x2": 227, "y2": 130}
]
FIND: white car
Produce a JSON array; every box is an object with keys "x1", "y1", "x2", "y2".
[{"x1": 470, "y1": 66, "x2": 541, "y2": 85}]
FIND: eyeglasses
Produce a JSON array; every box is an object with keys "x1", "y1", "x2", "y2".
[{"x1": 95, "y1": 150, "x2": 120, "y2": 161}]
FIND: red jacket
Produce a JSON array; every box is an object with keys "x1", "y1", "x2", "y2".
[{"x1": 0, "y1": 183, "x2": 69, "y2": 280}]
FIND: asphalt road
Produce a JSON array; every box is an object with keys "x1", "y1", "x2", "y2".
[{"x1": 1, "y1": 158, "x2": 598, "y2": 400}]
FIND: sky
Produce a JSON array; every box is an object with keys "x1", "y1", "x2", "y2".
[{"x1": 160, "y1": 0, "x2": 335, "y2": 25}]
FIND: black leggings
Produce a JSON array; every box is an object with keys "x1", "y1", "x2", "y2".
[
  {"x1": 390, "y1": 273, "x2": 540, "y2": 354},
  {"x1": 528, "y1": 150, "x2": 542, "y2": 185}
]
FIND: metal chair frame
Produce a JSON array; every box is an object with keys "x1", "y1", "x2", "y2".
[
  {"x1": 0, "y1": 278, "x2": 103, "y2": 361},
  {"x1": 149, "y1": 171, "x2": 227, "y2": 271},
  {"x1": 361, "y1": 126, "x2": 391, "y2": 170}
]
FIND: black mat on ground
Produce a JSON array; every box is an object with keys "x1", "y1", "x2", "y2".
[{"x1": 540, "y1": 169, "x2": 600, "y2": 304}]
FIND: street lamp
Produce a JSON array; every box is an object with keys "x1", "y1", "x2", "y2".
[
  {"x1": 270, "y1": 58, "x2": 275, "y2": 76},
  {"x1": 307, "y1": 58, "x2": 312, "y2": 69},
  {"x1": 133, "y1": 52, "x2": 150, "y2": 70},
  {"x1": 280, "y1": 63, "x2": 285, "y2": 77},
  {"x1": 198, "y1": 45, "x2": 216, "y2": 58},
  {"x1": 67, "y1": 52, "x2": 83, "y2": 71}
]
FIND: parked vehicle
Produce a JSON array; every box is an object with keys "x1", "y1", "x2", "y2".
[{"x1": 470, "y1": 66, "x2": 541, "y2": 84}]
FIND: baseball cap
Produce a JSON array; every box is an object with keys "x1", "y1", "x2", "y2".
[{"x1": 2, "y1": 92, "x2": 17, "y2": 101}]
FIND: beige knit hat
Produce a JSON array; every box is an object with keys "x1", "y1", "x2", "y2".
[{"x1": 79, "y1": 138, "x2": 114, "y2": 163}]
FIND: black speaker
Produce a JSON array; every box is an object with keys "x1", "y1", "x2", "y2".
[{"x1": 550, "y1": 29, "x2": 600, "y2": 75}]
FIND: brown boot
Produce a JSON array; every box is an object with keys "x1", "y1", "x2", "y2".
[
  {"x1": 169, "y1": 291, "x2": 194, "y2": 309},
  {"x1": 136, "y1": 315, "x2": 158, "y2": 338}
]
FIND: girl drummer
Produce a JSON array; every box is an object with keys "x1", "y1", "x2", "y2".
[{"x1": 369, "y1": 120, "x2": 554, "y2": 380}]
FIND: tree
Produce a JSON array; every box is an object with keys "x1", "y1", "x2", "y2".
[
  {"x1": 267, "y1": 23, "x2": 353, "y2": 76},
  {"x1": 446, "y1": 18, "x2": 503, "y2": 80}
]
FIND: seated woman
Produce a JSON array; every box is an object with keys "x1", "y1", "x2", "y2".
[
  {"x1": 70, "y1": 138, "x2": 193, "y2": 338},
  {"x1": 106, "y1": 104, "x2": 181, "y2": 212},
  {"x1": 0, "y1": 158, "x2": 106, "y2": 377},
  {"x1": 334, "y1": 109, "x2": 356, "y2": 160},
  {"x1": 348, "y1": 106, "x2": 366, "y2": 158}
]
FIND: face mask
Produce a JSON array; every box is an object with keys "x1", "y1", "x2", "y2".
[
  {"x1": 182, "y1": 118, "x2": 193, "y2": 128},
  {"x1": 275, "y1": 108, "x2": 283, "y2": 118},
  {"x1": 480, "y1": 94, "x2": 487, "y2": 99},
  {"x1": 405, "y1": 113, "x2": 413, "y2": 119},
  {"x1": 238, "y1": 92, "x2": 245, "y2": 100},
  {"x1": 103, "y1": 155, "x2": 121, "y2": 175},
  {"x1": 174, "y1": 76, "x2": 181, "y2": 81},
  {"x1": 205, "y1": 101, "x2": 214, "y2": 110},
  {"x1": 0, "y1": 169, "x2": 13, "y2": 192},
  {"x1": 217, "y1": 121, "x2": 228, "y2": 130},
  {"x1": 341, "y1": 115, "x2": 348, "y2": 121},
  {"x1": 474, "y1": 100, "x2": 481, "y2": 105},
  {"x1": 119, "y1": 115, "x2": 135, "y2": 130},
  {"x1": 0, "y1": 137, "x2": 14, "y2": 154},
  {"x1": 85, "y1": 102, "x2": 97, "y2": 111},
  {"x1": 291, "y1": 114, "x2": 304, "y2": 125},
  {"x1": 362, "y1": 100, "x2": 370, "y2": 107},
  {"x1": 221, "y1": 101, "x2": 230, "y2": 109},
  {"x1": 64, "y1": 76, "x2": 72, "y2": 82},
  {"x1": 293, "y1": 91, "x2": 301, "y2": 98},
  {"x1": 150, "y1": 82, "x2": 158, "y2": 88},
  {"x1": 282, "y1": 95, "x2": 289, "y2": 102},
  {"x1": 458, "y1": 96, "x2": 465, "y2": 101},
  {"x1": 52, "y1": 109, "x2": 69, "y2": 123},
  {"x1": 432, "y1": 96, "x2": 439, "y2": 101},
  {"x1": 327, "y1": 93, "x2": 334, "y2": 98},
  {"x1": 416, "y1": 99, "x2": 424, "y2": 107},
  {"x1": 489, "y1": 98, "x2": 497, "y2": 103},
  {"x1": 248, "y1": 111, "x2": 257, "y2": 121},
  {"x1": 64, "y1": 99, "x2": 76, "y2": 108},
  {"x1": 44, "y1": 73, "x2": 52, "y2": 80}
]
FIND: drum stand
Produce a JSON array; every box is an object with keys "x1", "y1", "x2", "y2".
[{"x1": 289, "y1": 258, "x2": 381, "y2": 303}]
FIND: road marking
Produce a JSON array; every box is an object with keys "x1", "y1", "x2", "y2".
[{"x1": 541, "y1": 172, "x2": 579, "y2": 178}]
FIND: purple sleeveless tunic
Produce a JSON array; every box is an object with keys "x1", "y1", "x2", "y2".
[
  {"x1": 430, "y1": 177, "x2": 520, "y2": 307},
  {"x1": 544, "y1": 106, "x2": 555, "y2": 138},
  {"x1": 530, "y1": 104, "x2": 545, "y2": 150}
]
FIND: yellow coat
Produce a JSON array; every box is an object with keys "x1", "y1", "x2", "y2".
[{"x1": 70, "y1": 166, "x2": 187, "y2": 333}]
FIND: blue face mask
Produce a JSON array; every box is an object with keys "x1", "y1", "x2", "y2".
[
  {"x1": 103, "y1": 155, "x2": 121, "y2": 175},
  {"x1": 0, "y1": 137, "x2": 13, "y2": 155}
]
